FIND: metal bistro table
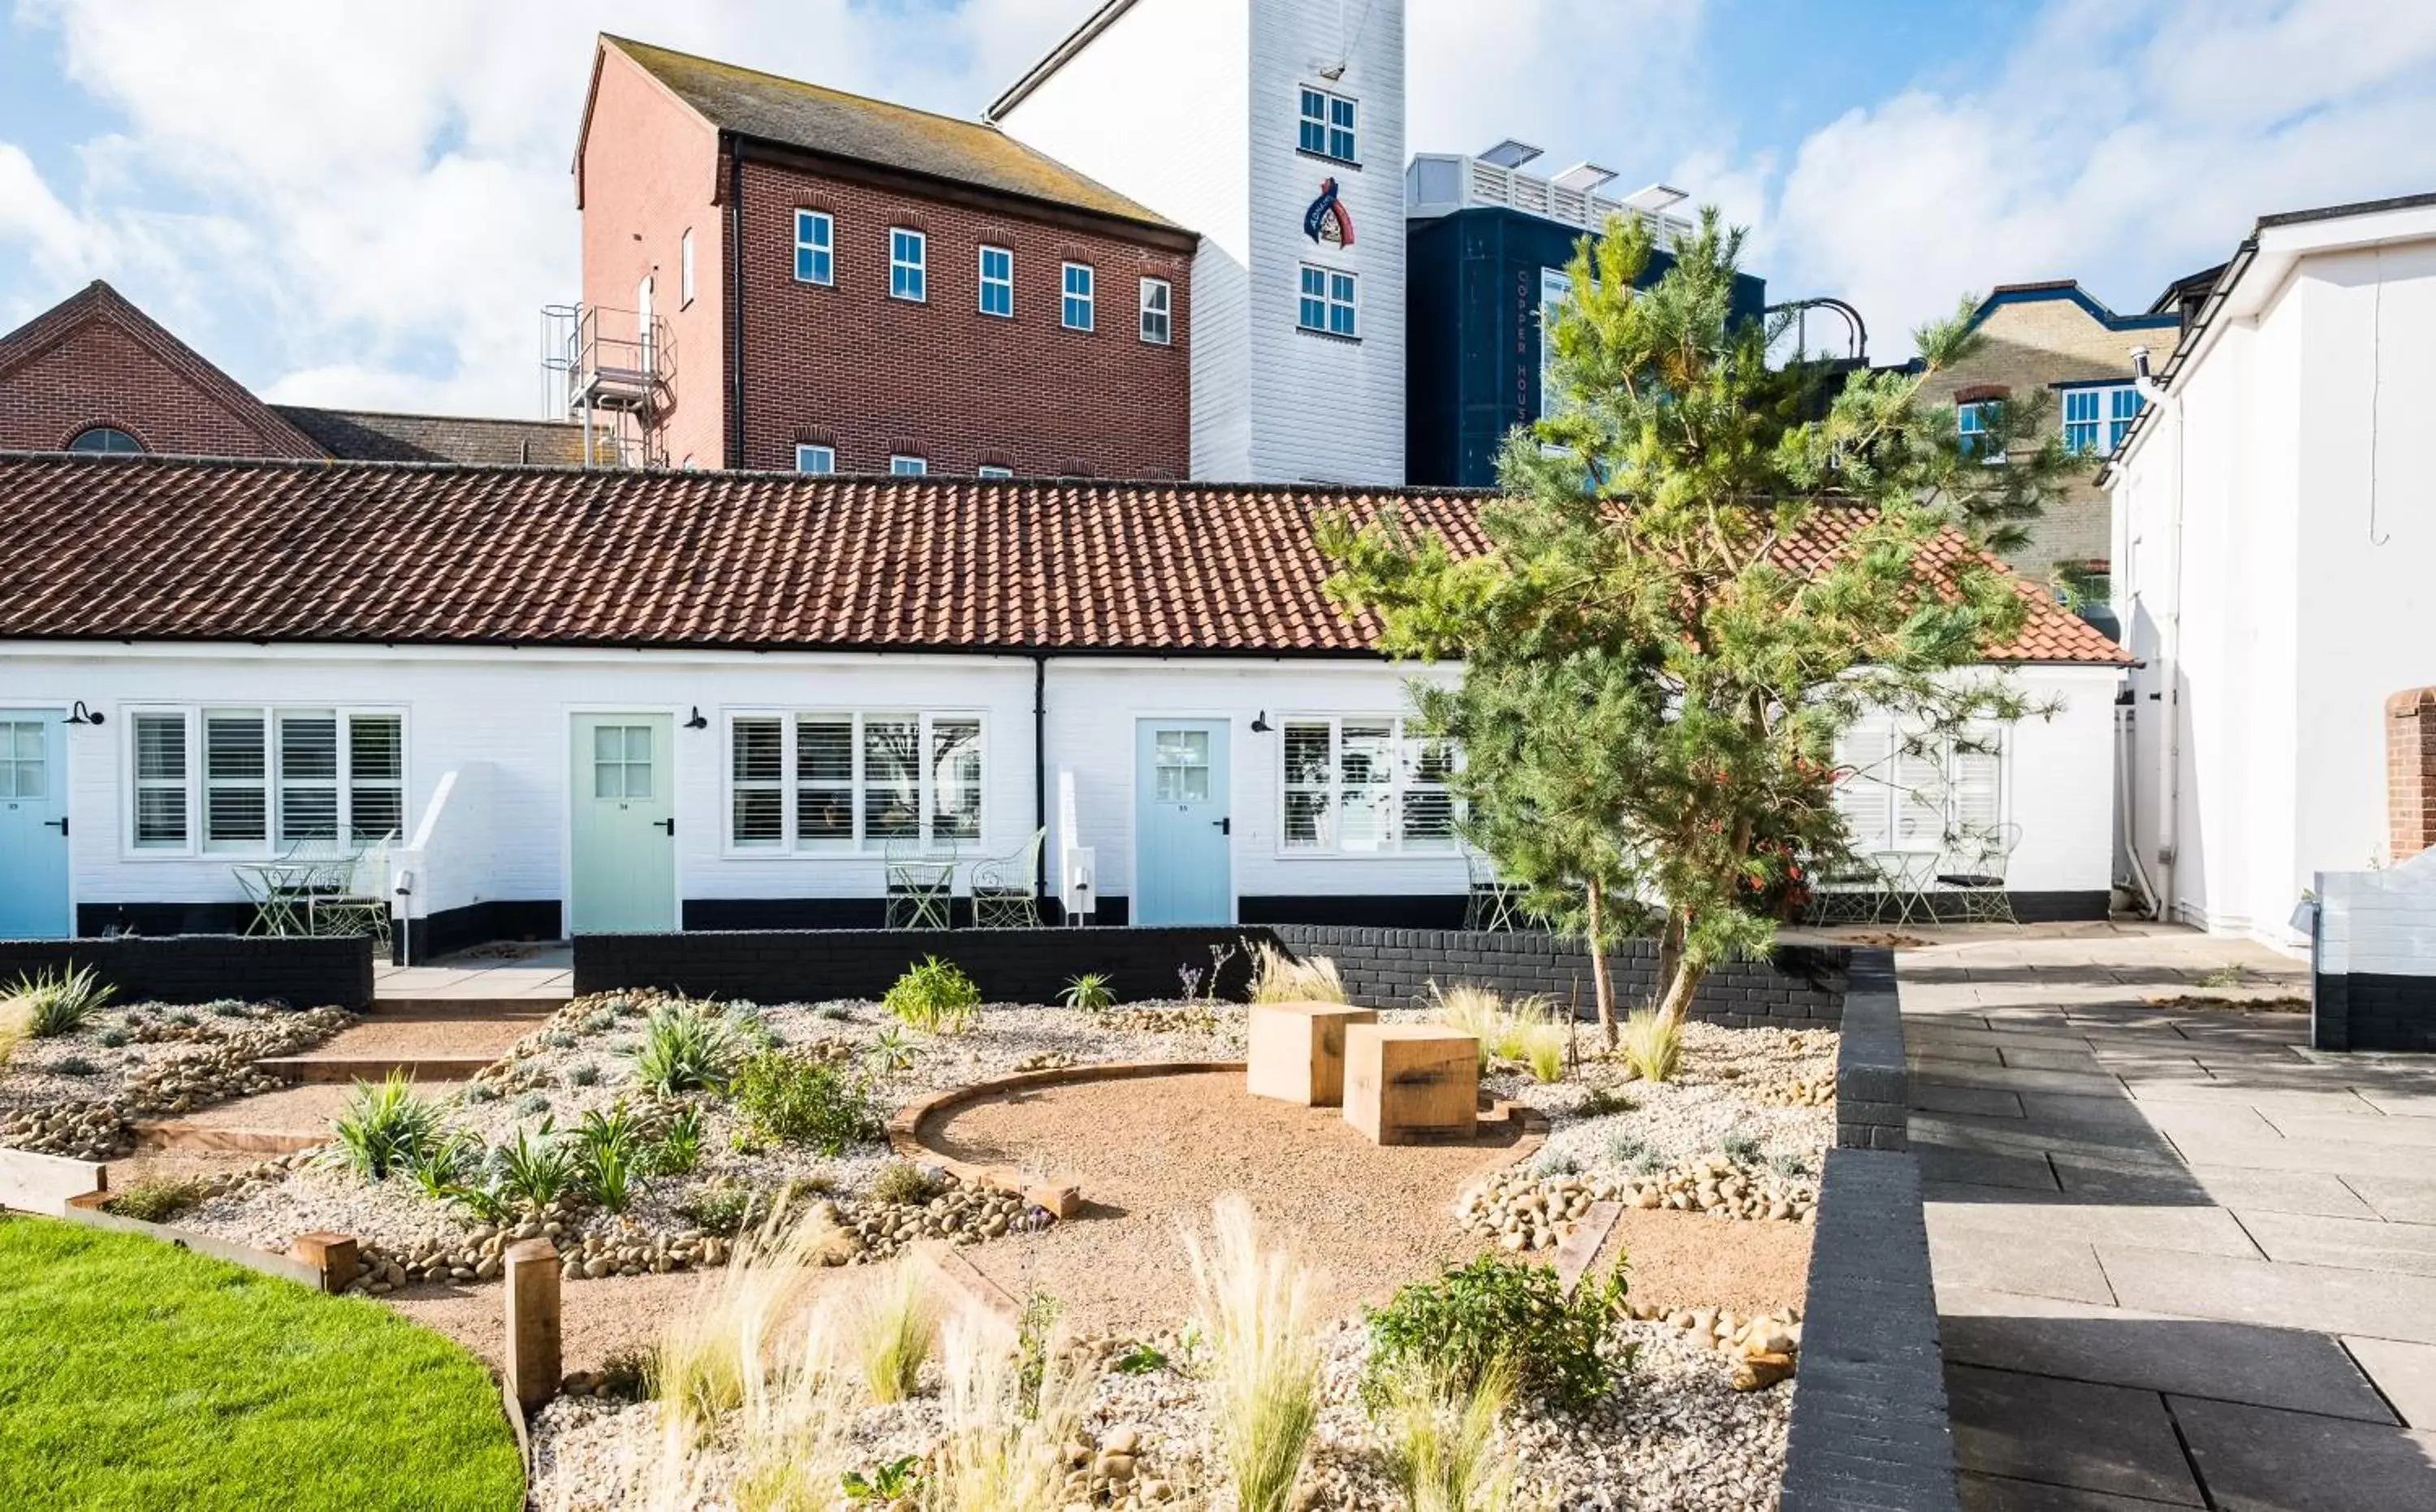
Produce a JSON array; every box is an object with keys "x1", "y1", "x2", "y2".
[
  {"x1": 1870, "y1": 849, "x2": 1946, "y2": 929},
  {"x1": 231, "y1": 857, "x2": 354, "y2": 937}
]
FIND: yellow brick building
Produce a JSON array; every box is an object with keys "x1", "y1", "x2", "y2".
[{"x1": 1917, "y1": 281, "x2": 2184, "y2": 589}]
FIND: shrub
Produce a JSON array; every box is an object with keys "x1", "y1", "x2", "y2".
[
  {"x1": 1247, "y1": 940, "x2": 1347, "y2": 1004},
  {"x1": 1618, "y1": 1009, "x2": 1682, "y2": 1084},
  {"x1": 865, "y1": 1026, "x2": 917, "y2": 1073},
  {"x1": 855, "y1": 1263, "x2": 938, "y2": 1405},
  {"x1": 1721, "y1": 1132, "x2": 1760, "y2": 1165},
  {"x1": 1578, "y1": 1086, "x2": 1637, "y2": 1118},
  {"x1": 882, "y1": 957, "x2": 980, "y2": 1033},
  {"x1": 53, "y1": 1054, "x2": 99, "y2": 1078},
  {"x1": 166, "y1": 1010, "x2": 198, "y2": 1028},
  {"x1": 678, "y1": 1183, "x2": 759, "y2": 1238},
  {"x1": 1374, "y1": 1357, "x2": 1522, "y2": 1512},
  {"x1": 1185, "y1": 1195, "x2": 1322, "y2": 1512},
  {"x1": 870, "y1": 1160, "x2": 940, "y2": 1207},
  {"x1": 1770, "y1": 1152, "x2": 1810, "y2": 1180},
  {"x1": 928, "y1": 1303, "x2": 1093, "y2": 1512},
  {"x1": 207, "y1": 1000, "x2": 248, "y2": 1018},
  {"x1": 650, "y1": 1104, "x2": 704, "y2": 1176},
  {"x1": 1606, "y1": 1131, "x2": 1648, "y2": 1165},
  {"x1": 95, "y1": 1026, "x2": 131, "y2": 1050},
  {"x1": 816, "y1": 1003, "x2": 853, "y2": 1022},
  {"x1": 1521, "y1": 1026, "x2": 1567, "y2": 1084},
  {"x1": 1363, "y1": 1255, "x2": 1629, "y2": 1416},
  {"x1": 104, "y1": 1177, "x2": 205, "y2": 1224},
  {"x1": 330, "y1": 1072, "x2": 443, "y2": 1182},
  {"x1": 1533, "y1": 1150, "x2": 1579, "y2": 1178},
  {"x1": 0, "y1": 1002, "x2": 31, "y2": 1069},
  {"x1": 1059, "y1": 972, "x2": 1115, "y2": 1012},
  {"x1": 514, "y1": 1091, "x2": 551, "y2": 1117},
  {"x1": 1114, "y1": 1342, "x2": 1169, "y2": 1376},
  {"x1": 597, "y1": 1345, "x2": 654, "y2": 1402},
  {"x1": 1429, "y1": 983, "x2": 1565, "y2": 1079},
  {"x1": 460, "y1": 1081, "x2": 498, "y2": 1105},
  {"x1": 499, "y1": 1121, "x2": 576, "y2": 1212},
  {"x1": 581, "y1": 1009, "x2": 617, "y2": 1035},
  {"x1": 732, "y1": 1052, "x2": 882, "y2": 1155},
  {"x1": 576, "y1": 1104, "x2": 646, "y2": 1213},
  {"x1": 566, "y1": 1062, "x2": 600, "y2": 1088},
  {"x1": 632, "y1": 1000, "x2": 742, "y2": 1095},
  {"x1": 544, "y1": 1030, "x2": 577, "y2": 1051},
  {"x1": 6, "y1": 964, "x2": 114, "y2": 1039},
  {"x1": 405, "y1": 1130, "x2": 482, "y2": 1203}
]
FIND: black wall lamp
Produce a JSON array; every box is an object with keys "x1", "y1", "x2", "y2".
[
  {"x1": 1250, "y1": 711, "x2": 1272, "y2": 733},
  {"x1": 684, "y1": 706, "x2": 710, "y2": 730},
  {"x1": 66, "y1": 701, "x2": 104, "y2": 726}
]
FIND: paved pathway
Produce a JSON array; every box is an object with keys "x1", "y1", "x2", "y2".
[
  {"x1": 375, "y1": 942, "x2": 572, "y2": 1002},
  {"x1": 1897, "y1": 925, "x2": 2436, "y2": 1510}
]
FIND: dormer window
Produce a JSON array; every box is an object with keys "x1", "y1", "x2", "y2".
[
  {"x1": 1298, "y1": 87, "x2": 1357, "y2": 162},
  {"x1": 67, "y1": 426, "x2": 144, "y2": 454}
]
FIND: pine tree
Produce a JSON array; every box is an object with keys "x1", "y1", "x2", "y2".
[{"x1": 1320, "y1": 210, "x2": 2083, "y2": 1046}]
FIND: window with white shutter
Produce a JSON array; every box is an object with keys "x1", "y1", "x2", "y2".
[
  {"x1": 1277, "y1": 716, "x2": 1461, "y2": 854},
  {"x1": 725, "y1": 711, "x2": 985, "y2": 853},
  {"x1": 1833, "y1": 720, "x2": 2006, "y2": 851}
]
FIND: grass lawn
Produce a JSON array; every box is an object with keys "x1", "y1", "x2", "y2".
[{"x1": 0, "y1": 1216, "x2": 523, "y2": 1510}]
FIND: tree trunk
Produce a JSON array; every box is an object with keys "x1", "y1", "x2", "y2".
[
  {"x1": 1585, "y1": 879, "x2": 1618, "y2": 1049},
  {"x1": 1654, "y1": 909, "x2": 1704, "y2": 1027}
]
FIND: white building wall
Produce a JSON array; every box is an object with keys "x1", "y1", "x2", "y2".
[
  {"x1": 2114, "y1": 218, "x2": 2436, "y2": 947},
  {"x1": 991, "y1": 0, "x2": 1255, "y2": 479},
  {"x1": 6, "y1": 642, "x2": 2115, "y2": 930},
  {"x1": 993, "y1": 0, "x2": 1405, "y2": 486}
]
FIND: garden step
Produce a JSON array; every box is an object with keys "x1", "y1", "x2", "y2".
[
  {"x1": 131, "y1": 1120, "x2": 329, "y2": 1155},
  {"x1": 255, "y1": 1055, "x2": 494, "y2": 1085},
  {"x1": 365, "y1": 998, "x2": 562, "y2": 1020}
]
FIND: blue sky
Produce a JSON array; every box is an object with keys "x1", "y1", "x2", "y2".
[{"x1": 3, "y1": 0, "x2": 2431, "y2": 415}]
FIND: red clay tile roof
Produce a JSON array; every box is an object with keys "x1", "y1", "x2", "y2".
[{"x1": 0, "y1": 453, "x2": 2128, "y2": 664}]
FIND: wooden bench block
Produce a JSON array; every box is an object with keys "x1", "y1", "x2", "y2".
[
  {"x1": 1343, "y1": 1024, "x2": 1479, "y2": 1145},
  {"x1": 1247, "y1": 1002, "x2": 1380, "y2": 1106}
]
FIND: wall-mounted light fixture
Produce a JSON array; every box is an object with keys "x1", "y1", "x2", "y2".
[
  {"x1": 66, "y1": 701, "x2": 104, "y2": 726},
  {"x1": 1250, "y1": 711, "x2": 1272, "y2": 733},
  {"x1": 684, "y1": 706, "x2": 709, "y2": 730}
]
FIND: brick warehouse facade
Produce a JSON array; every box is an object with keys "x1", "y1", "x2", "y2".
[{"x1": 578, "y1": 36, "x2": 1195, "y2": 477}]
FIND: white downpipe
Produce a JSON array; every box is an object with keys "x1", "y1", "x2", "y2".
[
  {"x1": 2133, "y1": 361, "x2": 2185, "y2": 922},
  {"x1": 2115, "y1": 703, "x2": 2160, "y2": 917}
]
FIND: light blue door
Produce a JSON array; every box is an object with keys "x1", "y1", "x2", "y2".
[
  {"x1": 1134, "y1": 719, "x2": 1231, "y2": 925},
  {"x1": 568, "y1": 714, "x2": 679, "y2": 934},
  {"x1": 0, "y1": 711, "x2": 71, "y2": 939}
]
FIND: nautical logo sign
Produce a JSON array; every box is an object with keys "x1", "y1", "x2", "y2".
[{"x1": 1302, "y1": 176, "x2": 1355, "y2": 247}]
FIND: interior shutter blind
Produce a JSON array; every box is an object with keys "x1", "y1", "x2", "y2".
[
  {"x1": 1953, "y1": 730, "x2": 2003, "y2": 836},
  {"x1": 1833, "y1": 722, "x2": 1894, "y2": 851}
]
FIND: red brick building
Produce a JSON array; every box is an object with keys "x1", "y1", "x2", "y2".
[
  {"x1": 572, "y1": 35, "x2": 1196, "y2": 477},
  {"x1": 0, "y1": 279, "x2": 603, "y2": 464}
]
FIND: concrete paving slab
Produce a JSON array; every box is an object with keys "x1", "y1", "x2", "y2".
[
  {"x1": 1916, "y1": 1112, "x2": 2183, "y2": 1163},
  {"x1": 2343, "y1": 1336, "x2": 2436, "y2": 1428},
  {"x1": 2340, "y1": 1174, "x2": 2436, "y2": 1225},
  {"x1": 2187, "y1": 1168, "x2": 2379, "y2": 1220},
  {"x1": 1958, "y1": 1473, "x2": 2209, "y2": 1511},
  {"x1": 2015, "y1": 1092, "x2": 2161, "y2": 1130},
  {"x1": 2097, "y1": 1244, "x2": 2436, "y2": 1344},
  {"x1": 2234, "y1": 1208, "x2": 2436, "y2": 1278},
  {"x1": 2046, "y1": 1152, "x2": 2214, "y2": 1207},
  {"x1": 2001, "y1": 1046, "x2": 2110, "y2": 1073},
  {"x1": 1937, "y1": 1285, "x2": 2391, "y2": 1422},
  {"x1": 1929, "y1": 1201, "x2": 2262, "y2": 1259},
  {"x1": 1914, "y1": 1043, "x2": 2008, "y2": 1066},
  {"x1": 1920, "y1": 1145, "x2": 2063, "y2": 1192},
  {"x1": 1913, "y1": 1061, "x2": 2136, "y2": 1097},
  {"x1": 2122, "y1": 1082, "x2": 2385, "y2": 1115},
  {"x1": 1911, "y1": 1025, "x2": 2109, "y2": 1053},
  {"x1": 1945, "y1": 1364, "x2": 2204, "y2": 1505},
  {"x1": 2150, "y1": 1130, "x2": 2436, "y2": 1180},
  {"x1": 2135, "y1": 1104, "x2": 2286, "y2": 1143},
  {"x1": 1916, "y1": 1082, "x2": 2029, "y2": 1117},
  {"x1": 1932, "y1": 1231, "x2": 2117, "y2": 1306},
  {"x1": 2262, "y1": 1110, "x2": 2436, "y2": 1148},
  {"x1": 2352, "y1": 1091, "x2": 2436, "y2": 1119},
  {"x1": 2167, "y1": 1393, "x2": 2436, "y2": 1512}
]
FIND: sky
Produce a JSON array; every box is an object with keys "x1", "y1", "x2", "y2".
[{"x1": 3, "y1": 0, "x2": 2434, "y2": 417}]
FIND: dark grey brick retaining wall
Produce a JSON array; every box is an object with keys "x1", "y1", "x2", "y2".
[
  {"x1": 0, "y1": 935, "x2": 374, "y2": 1010},
  {"x1": 575, "y1": 924, "x2": 1853, "y2": 1026},
  {"x1": 1272, "y1": 925, "x2": 1851, "y2": 1030},
  {"x1": 1780, "y1": 945, "x2": 1956, "y2": 1511},
  {"x1": 2310, "y1": 972, "x2": 2436, "y2": 1053}
]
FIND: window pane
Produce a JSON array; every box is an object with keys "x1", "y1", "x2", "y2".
[
  {"x1": 733, "y1": 789, "x2": 783, "y2": 846},
  {"x1": 136, "y1": 787, "x2": 187, "y2": 845},
  {"x1": 1282, "y1": 722, "x2": 1331, "y2": 785},
  {"x1": 930, "y1": 718, "x2": 983, "y2": 842},
  {"x1": 624, "y1": 727, "x2": 653, "y2": 763},
  {"x1": 864, "y1": 719, "x2": 919, "y2": 838},
  {"x1": 1339, "y1": 720, "x2": 1392, "y2": 851},
  {"x1": 349, "y1": 716, "x2": 403, "y2": 781},
  {"x1": 1284, "y1": 790, "x2": 1330, "y2": 848},
  {"x1": 206, "y1": 714, "x2": 265, "y2": 780},
  {"x1": 594, "y1": 754, "x2": 624, "y2": 801},
  {"x1": 136, "y1": 713, "x2": 186, "y2": 780},
  {"x1": 281, "y1": 787, "x2": 338, "y2": 844},
  {"x1": 350, "y1": 787, "x2": 404, "y2": 845},
  {"x1": 279, "y1": 715, "x2": 338, "y2": 781},
  {"x1": 594, "y1": 726, "x2": 623, "y2": 762},
  {"x1": 732, "y1": 718, "x2": 782, "y2": 783},
  {"x1": 207, "y1": 786, "x2": 266, "y2": 845},
  {"x1": 798, "y1": 718, "x2": 853, "y2": 782}
]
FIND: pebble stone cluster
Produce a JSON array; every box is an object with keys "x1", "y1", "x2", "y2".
[
  {"x1": 1458, "y1": 1159, "x2": 1819, "y2": 1251},
  {"x1": 827, "y1": 1173, "x2": 1056, "y2": 1264},
  {"x1": 0, "y1": 1007, "x2": 350, "y2": 1160},
  {"x1": 1754, "y1": 1075, "x2": 1837, "y2": 1108},
  {"x1": 1626, "y1": 1300, "x2": 1806, "y2": 1391}
]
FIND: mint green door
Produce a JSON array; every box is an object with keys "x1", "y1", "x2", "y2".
[
  {"x1": 0, "y1": 711, "x2": 70, "y2": 939},
  {"x1": 569, "y1": 715, "x2": 677, "y2": 934}
]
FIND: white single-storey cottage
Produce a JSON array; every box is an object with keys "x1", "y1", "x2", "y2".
[{"x1": 0, "y1": 454, "x2": 2125, "y2": 955}]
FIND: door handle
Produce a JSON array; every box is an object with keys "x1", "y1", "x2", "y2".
[
  {"x1": 1212, "y1": 817, "x2": 1231, "y2": 835},
  {"x1": 43, "y1": 816, "x2": 67, "y2": 836},
  {"x1": 655, "y1": 818, "x2": 675, "y2": 836}
]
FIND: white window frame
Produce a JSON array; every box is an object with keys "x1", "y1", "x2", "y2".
[
  {"x1": 889, "y1": 455, "x2": 927, "y2": 476},
  {"x1": 978, "y1": 244, "x2": 1013, "y2": 318},
  {"x1": 680, "y1": 227, "x2": 696, "y2": 308},
  {"x1": 1276, "y1": 715, "x2": 1458, "y2": 857},
  {"x1": 722, "y1": 710, "x2": 987, "y2": 858},
  {"x1": 1298, "y1": 264, "x2": 1358, "y2": 338},
  {"x1": 889, "y1": 227, "x2": 926, "y2": 302},
  {"x1": 793, "y1": 209, "x2": 833, "y2": 286},
  {"x1": 1832, "y1": 719, "x2": 2007, "y2": 855},
  {"x1": 2059, "y1": 383, "x2": 2144, "y2": 456},
  {"x1": 1138, "y1": 276, "x2": 1172, "y2": 345},
  {"x1": 975, "y1": 464, "x2": 1014, "y2": 478},
  {"x1": 120, "y1": 706, "x2": 407, "y2": 860},
  {"x1": 795, "y1": 444, "x2": 836, "y2": 474},
  {"x1": 1061, "y1": 261, "x2": 1095, "y2": 331},
  {"x1": 1958, "y1": 400, "x2": 2003, "y2": 463},
  {"x1": 1298, "y1": 85, "x2": 1358, "y2": 162}
]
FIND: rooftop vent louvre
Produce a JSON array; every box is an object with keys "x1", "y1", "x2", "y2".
[
  {"x1": 1477, "y1": 138, "x2": 1543, "y2": 170},
  {"x1": 1550, "y1": 162, "x2": 1619, "y2": 194},
  {"x1": 1622, "y1": 183, "x2": 1690, "y2": 214}
]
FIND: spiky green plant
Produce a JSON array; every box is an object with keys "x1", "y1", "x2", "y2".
[
  {"x1": 1247, "y1": 941, "x2": 1348, "y2": 1004},
  {"x1": 882, "y1": 957, "x2": 981, "y2": 1033},
  {"x1": 1058, "y1": 972, "x2": 1115, "y2": 1012},
  {"x1": 577, "y1": 1102, "x2": 646, "y2": 1212},
  {"x1": 631, "y1": 1000, "x2": 742, "y2": 1095},
  {"x1": 5, "y1": 963, "x2": 114, "y2": 1039},
  {"x1": 1619, "y1": 1009, "x2": 1682, "y2": 1084},
  {"x1": 405, "y1": 1129, "x2": 482, "y2": 1203},
  {"x1": 499, "y1": 1120, "x2": 576, "y2": 1212},
  {"x1": 855, "y1": 1262, "x2": 938, "y2": 1405},
  {"x1": 328, "y1": 1071, "x2": 443, "y2": 1182},
  {"x1": 1184, "y1": 1195, "x2": 1322, "y2": 1512},
  {"x1": 651, "y1": 1104, "x2": 705, "y2": 1176}
]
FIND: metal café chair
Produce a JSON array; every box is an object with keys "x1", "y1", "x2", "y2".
[
  {"x1": 312, "y1": 831, "x2": 398, "y2": 953},
  {"x1": 883, "y1": 834, "x2": 957, "y2": 930},
  {"x1": 1804, "y1": 855, "x2": 1887, "y2": 925},
  {"x1": 1936, "y1": 823, "x2": 2022, "y2": 926},
  {"x1": 1462, "y1": 846, "x2": 1529, "y2": 932},
  {"x1": 970, "y1": 827, "x2": 1046, "y2": 928}
]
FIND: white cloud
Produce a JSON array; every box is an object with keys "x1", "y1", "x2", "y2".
[
  {"x1": 0, "y1": 141, "x2": 93, "y2": 278},
  {"x1": 1758, "y1": 0, "x2": 2436, "y2": 356}
]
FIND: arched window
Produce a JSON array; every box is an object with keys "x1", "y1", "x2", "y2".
[{"x1": 67, "y1": 426, "x2": 144, "y2": 454}]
